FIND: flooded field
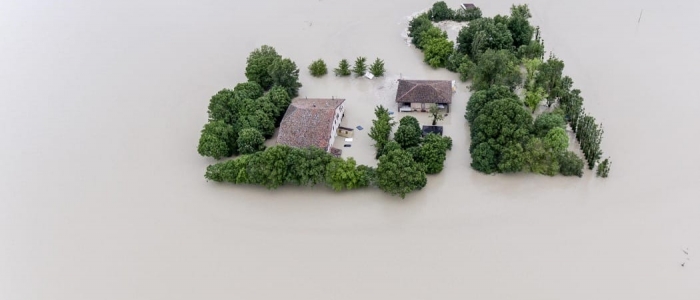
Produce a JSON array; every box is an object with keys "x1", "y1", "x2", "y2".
[{"x1": 1, "y1": 0, "x2": 699, "y2": 299}]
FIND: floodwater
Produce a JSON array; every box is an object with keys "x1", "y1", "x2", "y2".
[{"x1": 1, "y1": 0, "x2": 699, "y2": 299}]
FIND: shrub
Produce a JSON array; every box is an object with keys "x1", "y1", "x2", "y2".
[
  {"x1": 369, "y1": 58, "x2": 386, "y2": 77},
  {"x1": 353, "y1": 57, "x2": 367, "y2": 77},
  {"x1": 334, "y1": 59, "x2": 352, "y2": 76},
  {"x1": 559, "y1": 151, "x2": 584, "y2": 177},
  {"x1": 308, "y1": 59, "x2": 328, "y2": 77}
]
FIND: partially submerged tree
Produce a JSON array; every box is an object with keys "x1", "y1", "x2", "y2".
[
  {"x1": 456, "y1": 17, "x2": 514, "y2": 59},
  {"x1": 198, "y1": 120, "x2": 237, "y2": 159},
  {"x1": 325, "y1": 157, "x2": 371, "y2": 191},
  {"x1": 428, "y1": 1, "x2": 453, "y2": 21},
  {"x1": 352, "y1": 57, "x2": 367, "y2": 77},
  {"x1": 453, "y1": 6, "x2": 482, "y2": 22},
  {"x1": 465, "y1": 85, "x2": 518, "y2": 125},
  {"x1": 533, "y1": 112, "x2": 566, "y2": 137},
  {"x1": 423, "y1": 37, "x2": 454, "y2": 68},
  {"x1": 268, "y1": 58, "x2": 302, "y2": 98},
  {"x1": 596, "y1": 158, "x2": 611, "y2": 178},
  {"x1": 369, "y1": 58, "x2": 386, "y2": 77},
  {"x1": 308, "y1": 59, "x2": 328, "y2": 77},
  {"x1": 245, "y1": 45, "x2": 282, "y2": 90},
  {"x1": 559, "y1": 151, "x2": 584, "y2": 177},
  {"x1": 207, "y1": 89, "x2": 237, "y2": 124},
  {"x1": 421, "y1": 133, "x2": 452, "y2": 174},
  {"x1": 394, "y1": 116, "x2": 422, "y2": 149},
  {"x1": 334, "y1": 59, "x2": 352, "y2": 76},
  {"x1": 368, "y1": 105, "x2": 395, "y2": 158},
  {"x1": 524, "y1": 86, "x2": 546, "y2": 113},
  {"x1": 376, "y1": 149, "x2": 427, "y2": 199},
  {"x1": 507, "y1": 4, "x2": 534, "y2": 48}
]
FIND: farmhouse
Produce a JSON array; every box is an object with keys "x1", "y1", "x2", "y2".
[
  {"x1": 277, "y1": 98, "x2": 345, "y2": 152},
  {"x1": 395, "y1": 79, "x2": 454, "y2": 113}
]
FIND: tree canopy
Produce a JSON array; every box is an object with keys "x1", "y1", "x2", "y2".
[
  {"x1": 198, "y1": 120, "x2": 237, "y2": 159},
  {"x1": 423, "y1": 37, "x2": 454, "y2": 68},
  {"x1": 268, "y1": 58, "x2": 302, "y2": 98},
  {"x1": 245, "y1": 45, "x2": 282, "y2": 90},
  {"x1": 308, "y1": 59, "x2": 328, "y2": 77},
  {"x1": 470, "y1": 49, "x2": 522, "y2": 91},
  {"x1": 369, "y1": 58, "x2": 386, "y2": 77},
  {"x1": 237, "y1": 127, "x2": 266, "y2": 155},
  {"x1": 428, "y1": 1, "x2": 453, "y2": 21},
  {"x1": 353, "y1": 57, "x2": 367, "y2": 77},
  {"x1": 394, "y1": 116, "x2": 422, "y2": 149},
  {"x1": 456, "y1": 17, "x2": 514, "y2": 59},
  {"x1": 368, "y1": 105, "x2": 395, "y2": 158},
  {"x1": 533, "y1": 112, "x2": 566, "y2": 137},
  {"x1": 465, "y1": 85, "x2": 518, "y2": 125},
  {"x1": 376, "y1": 149, "x2": 427, "y2": 198},
  {"x1": 470, "y1": 99, "x2": 532, "y2": 173},
  {"x1": 334, "y1": 59, "x2": 352, "y2": 76}
]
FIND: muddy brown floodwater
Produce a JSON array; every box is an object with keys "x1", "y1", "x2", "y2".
[{"x1": 1, "y1": 0, "x2": 699, "y2": 299}]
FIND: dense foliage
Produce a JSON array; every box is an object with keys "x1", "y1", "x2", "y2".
[
  {"x1": 197, "y1": 120, "x2": 237, "y2": 160},
  {"x1": 470, "y1": 49, "x2": 522, "y2": 91},
  {"x1": 394, "y1": 116, "x2": 423, "y2": 149},
  {"x1": 237, "y1": 128, "x2": 266, "y2": 155},
  {"x1": 198, "y1": 45, "x2": 294, "y2": 160},
  {"x1": 334, "y1": 59, "x2": 352, "y2": 76},
  {"x1": 376, "y1": 149, "x2": 427, "y2": 198},
  {"x1": 308, "y1": 59, "x2": 328, "y2": 77},
  {"x1": 596, "y1": 158, "x2": 611, "y2": 178},
  {"x1": 465, "y1": 85, "x2": 518, "y2": 125}
]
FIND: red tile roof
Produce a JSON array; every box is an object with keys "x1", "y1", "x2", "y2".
[
  {"x1": 395, "y1": 79, "x2": 453, "y2": 104},
  {"x1": 277, "y1": 98, "x2": 345, "y2": 150}
]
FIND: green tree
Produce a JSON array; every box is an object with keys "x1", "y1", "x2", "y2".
[
  {"x1": 536, "y1": 55, "x2": 565, "y2": 107},
  {"x1": 471, "y1": 142, "x2": 498, "y2": 174},
  {"x1": 268, "y1": 58, "x2": 302, "y2": 98},
  {"x1": 308, "y1": 59, "x2": 328, "y2": 77},
  {"x1": 233, "y1": 81, "x2": 264, "y2": 101},
  {"x1": 507, "y1": 4, "x2": 534, "y2": 48},
  {"x1": 395, "y1": 122, "x2": 422, "y2": 149},
  {"x1": 498, "y1": 141, "x2": 526, "y2": 173},
  {"x1": 596, "y1": 158, "x2": 611, "y2": 178},
  {"x1": 470, "y1": 99, "x2": 532, "y2": 173},
  {"x1": 457, "y1": 58, "x2": 477, "y2": 82},
  {"x1": 369, "y1": 58, "x2": 386, "y2": 77},
  {"x1": 325, "y1": 157, "x2": 371, "y2": 191},
  {"x1": 418, "y1": 26, "x2": 448, "y2": 49},
  {"x1": 207, "y1": 89, "x2": 237, "y2": 124},
  {"x1": 334, "y1": 59, "x2": 352, "y2": 76},
  {"x1": 465, "y1": 85, "x2": 518, "y2": 125},
  {"x1": 517, "y1": 40, "x2": 545, "y2": 60},
  {"x1": 368, "y1": 105, "x2": 395, "y2": 158},
  {"x1": 198, "y1": 120, "x2": 237, "y2": 159},
  {"x1": 423, "y1": 37, "x2": 454, "y2": 68},
  {"x1": 421, "y1": 133, "x2": 452, "y2": 174},
  {"x1": 429, "y1": 105, "x2": 444, "y2": 125},
  {"x1": 235, "y1": 109, "x2": 276, "y2": 138},
  {"x1": 428, "y1": 1, "x2": 453, "y2": 21},
  {"x1": 559, "y1": 151, "x2": 584, "y2": 177},
  {"x1": 456, "y1": 17, "x2": 514, "y2": 59},
  {"x1": 245, "y1": 145, "x2": 292, "y2": 189},
  {"x1": 446, "y1": 50, "x2": 466, "y2": 72},
  {"x1": 237, "y1": 127, "x2": 266, "y2": 155},
  {"x1": 543, "y1": 127, "x2": 569, "y2": 153},
  {"x1": 376, "y1": 149, "x2": 427, "y2": 198},
  {"x1": 268, "y1": 85, "x2": 292, "y2": 120},
  {"x1": 352, "y1": 57, "x2": 368, "y2": 77},
  {"x1": 523, "y1": 137, "x2": 559, "y2": 176},
  {"x1": 533, "y1": 112, "x2": 566, "y2": 137},
  {"x1": 204, "y1": 155, "x2": 251, "y2": 183},
  {"x1": 245, "y1": 45, "x2": 282, "y2": 90},
  {"x1": 471, "y1": 49, "x2": 522, "y2": 91},
  {"x1": 408, "y1": 14, "x2": 433, "y2": 48},
  {"x1": 285, "y1": 147, "x2": 332, "y2": 186},
  {"x1": 524, "y1": 86, "x2": 546, "y2": 113}
]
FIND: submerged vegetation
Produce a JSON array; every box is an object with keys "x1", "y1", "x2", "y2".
[
  {"x1": 308, "y1": 59, "x2": 328, "y2": 77},
  {"x1": 410, "y1": 2, "x2": 610, "y2": 177}
]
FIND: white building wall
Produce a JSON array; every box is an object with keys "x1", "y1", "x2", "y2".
[{"x1": 327, "y1": 104, "x2": 345, "y2": 151}]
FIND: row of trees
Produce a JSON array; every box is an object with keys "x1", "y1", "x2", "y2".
[
  {"x1": 197, "y1": 45, "x2": 298, "y2": 160},
  {"x1": 309, "y1": 57, "x2": 386, "y2": 78},
  {"x1": 205, "y1": 145, "x2": 373, "y2": 191}
]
